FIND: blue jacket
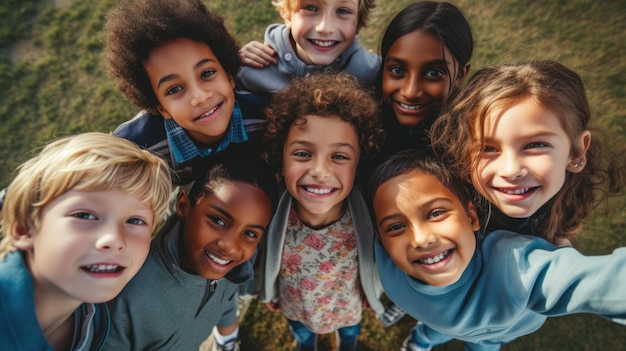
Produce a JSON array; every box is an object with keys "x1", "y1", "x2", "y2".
[
  {"x1": 0, "y1": 251, "x2": 109, "y2": 351},
  {"x1": 376, "y1": 230, "x2": 626, "y2": 350}
]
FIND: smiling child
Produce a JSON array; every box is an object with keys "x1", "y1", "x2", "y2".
[
  {"x1": 104, "y1": 149, "x2": 277, "y2": 350},
  {"x1": 369, "y1": 149, "x2": 626, "y2": 351}
]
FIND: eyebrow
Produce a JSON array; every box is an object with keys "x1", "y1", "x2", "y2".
[
  {"x1": 208, "y1": 204, "x2": 267, "y2": 231},
  {"x1": 156, "y1": 58, "x2": 216, "y2": 90},
  {"x1": 289, "y1": 139, "x2": 356, "y2": 151}
]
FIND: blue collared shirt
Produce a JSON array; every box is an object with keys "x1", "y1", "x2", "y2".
[{"x1": 164, "y1": 101, "x2": 248, "y2": 164}]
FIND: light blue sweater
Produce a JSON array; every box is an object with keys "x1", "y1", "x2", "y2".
[
  {"x1": 376, "y1": 230, "x2": 626, "y2": 350},
  {"x1": 0, "y1": 251, "x2": 109, "y2": 351}
]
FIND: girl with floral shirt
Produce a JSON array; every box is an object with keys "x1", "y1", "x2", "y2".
[{"x1": 261, "y1": 72, "x2": 386, "y2": 351}]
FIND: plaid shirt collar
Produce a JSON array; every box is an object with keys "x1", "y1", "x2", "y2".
[{"x1": 164, "y1": 101, "x2": 248, "y2": 164}]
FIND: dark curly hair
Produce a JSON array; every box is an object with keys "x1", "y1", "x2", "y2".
[
  {"x1": 264, "y1": 72, "x2": 384, "y2": 173},
  {"x1": 104, "y1": 0, "x2": 241, "y2": 114}
]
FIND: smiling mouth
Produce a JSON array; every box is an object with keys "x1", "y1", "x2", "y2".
[
  {"x1": 82, "y1": 264, "x2": 123, "y2": 273},
  {"x1": 498, "y1": 187, "x2": 533, "y2": 195},
  {"x1": 304, "y1": 186, "x2": 335, "y2": 195},
  {"x1": 310, "y1": 39, "x2": 338, "y2": 48},
  {"x1": 205, "y1": 251, "x2": 232, "y2": 265},
  {"x1": 417, "y1": 250, "x2": 450, "y2": 265},
  {"x1": 398, "y1": 102, "x2": 425, "y2": 110},
  {"x1": 195, "y1": 103, "x2": 221, "y2": 120}
]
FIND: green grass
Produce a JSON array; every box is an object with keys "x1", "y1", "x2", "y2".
[{"x1": 1, "y1": 0, "x2": 625, "y2": 349}]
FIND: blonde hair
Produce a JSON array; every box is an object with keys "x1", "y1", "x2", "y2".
[
  {"x1": 273, "y1": 0, "x2": 375, "y2": 30},
  {"x1": 0, "y1": 132, "x2": 172, "y2": 256}
]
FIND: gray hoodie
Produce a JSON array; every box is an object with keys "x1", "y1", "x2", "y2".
[{"x1": 236, "y1": 23, "x2": 381, "y2": 93}]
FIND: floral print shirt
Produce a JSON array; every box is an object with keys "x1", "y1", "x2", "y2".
[{"x1": 278, "y1": 205, "x2": 363, "y2": 333}]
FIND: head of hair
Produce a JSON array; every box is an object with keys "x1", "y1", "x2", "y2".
[
  {"x1": 104, "y1": 0, "x2": 241, "y2": 114},
  {"x1": 367, "y1": 149, "x2": 474, "y2": 221},
  {"x1": 378, "y1": 1, "x2": 473, "y2": 88},
  {"x1": 0, "y1": 132, "x2": 173, "y2": 256},
  {"x1": 431, "y1": 60, "x2": 623, "y2": 242},
  {"x1": 264, "y1": 71, "x2": 384, "y2": 173},
  {"x1": 187, "y1": 150, "x2": 279, "y2": 213},
  {"x1": 272, "y1": 0, "x2": 375, "y2": 30}
]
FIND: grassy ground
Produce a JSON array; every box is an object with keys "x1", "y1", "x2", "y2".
[{"x1": 1, "y1": 0, "x2": 625, "y2": 349}]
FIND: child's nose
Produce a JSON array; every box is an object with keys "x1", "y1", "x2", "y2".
[
  {"x1": 190, "y1": 85, "x2": 212, "y2": 106},
  {"x1": 216, "y1": 234, "x2": 238, "y2": 254},
  {"x1": 401, "y1": 76, "x2": 423, "y2": 99},
  {"x1": 497, "y1": 152, "x2": 527, "y2": 180},
  {"x1": 96, "y1": 225, "x2": 127, "y2": 252},
  {"x1": 309, "y1": 157, "x2": 331, "y2": 180},
  {"x1": 316, "y1": 13, "x2": 335, "y2": 34},
  {"x1": 410, "y1": 225, "x2": 436, "y2": 248}
]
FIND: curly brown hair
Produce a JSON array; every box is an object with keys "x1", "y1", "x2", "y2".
[
  {"x1": 104, "y1": 0, "x2": 241, "y2": 114},
  {"x1": 264, "y1": 72, "x2": 384, "y2": 173},
  {"x1": 431, "y1": 60, "x2": 624, "y2": 244}
]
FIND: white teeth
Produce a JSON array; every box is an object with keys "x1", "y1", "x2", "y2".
[
  {"x1": 305, "y1": 187, "x2": 333, "y2": 194},
  {"x1": 207, "y1": 252, "x2": 231, "y2": 265},
  {"x1": 502, "y1": 188, "x2": 530, "y2": 195},
  {"x1": 201, "y1": 105, "x2": 219, "y2": 118},
  {"x1": 417, "y1": 250, "x2": 450, "y2": 265},
  {"x1": 84, "y1": 264, "x2": 120, "y2": 273},
  {"x1": 312, "y1": 40, "x2": 336, "y2": 47},
  {"x1": 399, "y1": 103, "x2": 423, "y2": 110}
]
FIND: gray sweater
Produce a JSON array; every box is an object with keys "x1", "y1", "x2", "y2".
[
  {"x1": 236, "y1": 23, "x2": 380, "y2": 93},
  {"x1": 105, "y1": 217, "x2": 248, "y2": 350}
]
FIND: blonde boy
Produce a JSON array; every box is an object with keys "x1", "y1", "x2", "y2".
[
  {"x1": 0, "y1": 132, "x2": 172, "y2": 351},
  {"x1": 236, "y1": 0, "x2": 380, "y2": 93}
]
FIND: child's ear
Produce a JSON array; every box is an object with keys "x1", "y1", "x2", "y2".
[
  {"x1": 10, "y1": 224, "x2": 35, "y2": 251},
  {"x1": 157, "y1": 105, "x2": 173, "y2": 120},
  {"x1": 466, "y1": 201, "x2": 480, "y2": 232},
  {"x1": 280, "y1": 6, "x2": 292, "y2": 27},
  {"x1": 567, "y1": 130, "x2": 591, "y2": 173},
  {"x1": 176, "y1": 191, "x2": 191, "y2": 219}
]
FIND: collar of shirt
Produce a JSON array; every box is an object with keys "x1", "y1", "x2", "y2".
[{"x1": 164, "y1": 101, "x2": 248, "y2": 164}]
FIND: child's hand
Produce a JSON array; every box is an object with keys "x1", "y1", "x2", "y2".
[
  {"x1": 264, "y1": 300, "x2": 281, "y2": 312},
  {"x1": 240, "y1": 41, "x2": 277, "y2": 68}
]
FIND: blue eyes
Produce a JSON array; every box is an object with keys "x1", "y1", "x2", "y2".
[
  {"x1": 72, "y1": 212, "x2": 97, "y2": 220},
  {"x1": 126, "y1": 218, "x2": 147, "y2": 225},
  {"x1": 71, "y1": 212, "x2": 146, "y2": 226}
]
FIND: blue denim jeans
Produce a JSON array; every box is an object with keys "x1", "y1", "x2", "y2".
[{"x1": 287, "y1": 319, "x2": 361, "y2": 348}]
